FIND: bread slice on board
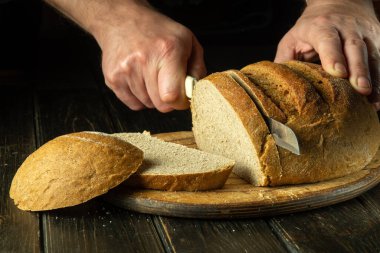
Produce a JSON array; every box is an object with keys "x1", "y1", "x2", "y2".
[
  {"x1": 112, "y1": 132, "x2": 235, "y2": 191},
  {"x1": 10, "y1": 132, "x2": 143, "y2": 211},
  {"x1": 192, "y1": 61, "x2": 380, "y2": 186}
]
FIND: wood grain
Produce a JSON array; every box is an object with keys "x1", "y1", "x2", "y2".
[
  {"x1": 0, "y1": 87, "x2": 40, "y2": 252},
  {"x1": 155, "y1": 216, "x2": 287, "y2": 253},
  {"x1": 269, "y1": 199, "x2": 380, "y2": 252},
  {"x1": 35, "y1": 89, "x2": 165, "y2": 253},
  {"x1": 105, "y1": 131, "x2": 380, "y2": 219}
]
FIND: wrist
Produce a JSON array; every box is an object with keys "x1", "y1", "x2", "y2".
[
  {"x1": 88, "y1": 0, "x2": 151, "y2": 48},
  {"x1": 304, "y1": 0, "x2": 376, "y2": 17}
]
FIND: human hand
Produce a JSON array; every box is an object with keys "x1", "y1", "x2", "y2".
[
  {"x1": 275, "y1": 0, "x2": 380, "y2": 110},
  {"x1": 92, "y1": 2, "x2": 206, "y2": 112}
]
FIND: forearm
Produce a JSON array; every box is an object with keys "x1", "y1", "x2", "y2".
[
  {"x1": 306, "y1": 0, "x2": 375, "y2": 14},
  {"x1": 44, "y1": 0, "x2": 150, "y2": 42},
  {"x1": 306, "y1": 0, "x2": 373, "y2": 7}
]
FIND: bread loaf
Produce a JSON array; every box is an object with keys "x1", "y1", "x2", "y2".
[
  {"x1": 112, "y1": 132, "x2": 234, "y2": 191},
  {"x1": 10, "y1": 132, "x2": 143, "y2": 211},
  {"x1": 192, "y1": 60, "x2": 380, "y2": 186}
]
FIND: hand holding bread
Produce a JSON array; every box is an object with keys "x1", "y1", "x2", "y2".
[{"x1": 275, "y1": 0, "x2": 380, "y2": 110}]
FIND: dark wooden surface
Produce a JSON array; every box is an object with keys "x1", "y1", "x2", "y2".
[
  {"x1": 1, "y1": 32, "x2": 380, "y2": 253},
  {"x1": 104, "y1": 132, "x2": 380, "y2": 219}
]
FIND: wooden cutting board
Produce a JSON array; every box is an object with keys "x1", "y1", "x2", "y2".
[{"x1": 104, "y1": 131, "x2": 380, "y2": 219}]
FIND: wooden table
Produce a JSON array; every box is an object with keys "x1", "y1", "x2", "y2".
[{"x1": 1, "y1": 36, "x2": 380, "y2": 253}]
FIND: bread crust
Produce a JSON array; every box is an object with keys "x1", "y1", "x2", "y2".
[
  {"x1": 241, "y1": 61, "x2": 380, "y2": 184},
  {"x1": 241, "y1": 61, "x2": 326, "y2": 121},
  {"x1": 112, "y1": 132, "x2": 235, "y2": 191},
  {"x1": 10, "y1": 132, "x2": 143, "y2": 211},
  {"x1": 125, "y1": 166, "x2": 233, "y2": 191},
  {"x1": 226, "y1": 70, "x2": 287, "y2": 123},
  {"x1": 192, "y1": 72, "x2": 282, "y2": 185}
]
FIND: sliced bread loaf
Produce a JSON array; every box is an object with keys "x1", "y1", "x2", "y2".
[
  {"x1": 192, "y1": 61, "x2": 380, "y2": 186},
  {"x1": 112, "y1": 132, "x2": 235, "y2": 191},
  {"x1": 10, "y1": 132, "x2": 143, "y2": 211}
]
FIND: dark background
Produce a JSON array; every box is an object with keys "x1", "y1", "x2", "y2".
[{"x1": 0, "y1": 0, "x2": 305, "y2": 71}]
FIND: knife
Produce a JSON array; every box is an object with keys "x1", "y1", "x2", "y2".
[{"x1": 185, "y1": 75, "x2": 301, "y2": 155}]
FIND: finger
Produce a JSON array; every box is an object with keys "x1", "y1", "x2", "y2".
[
  {"x1": 275, "y1": 29, "x2": 319, "y2": 64},
  {"x1": 365, "y1": 39, "x2": 380, "y2": 106},
  {"x1": 187, "y1": 35, "x2": 207, "y2": 79},
  {"x1": 157, "y1": 49, "x2": 189, "y2": 110},
  {"x1": 144, "y1": 67, "x2": 174, "y2": 113},
  {"x1": 342, "y1": 34, "x2": 372, "y2": 95},
  {"x1": 298, "y1": 50, "x2": 319, "y2": 63},
  {"x1": 274, "y1": 32, "x2": 298, "y2": 63},
  {"x1": 127, "y1": 75, "x2": 155, "y2": 109},
  {"x1": 102, "y1": 60, "x2": 146, "y2": 110},
  {"x1": 309, "y1": 26, "x2": 348, "y2": 78},
  {"x1": 111, "y1": 81, "x2": 146, "y2": 111}
]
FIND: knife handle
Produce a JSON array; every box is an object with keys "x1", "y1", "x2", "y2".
[{"x1": 185, "y1": 75, "x2": 197, "y2": 99}]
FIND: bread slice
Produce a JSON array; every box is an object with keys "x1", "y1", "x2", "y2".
[
  {"x1": 10, "y1": 132, "x2": 143, "y2": 211},
  {"x1": 191, "y1": 71, "x2": 282, "y2": 186},
  {"x1": 112, "y1": 132, "x2": 234, "y2": 191}
]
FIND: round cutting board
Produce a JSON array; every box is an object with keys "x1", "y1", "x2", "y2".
[{"x1": 104, "y1": 131, "x2": 380, "y2": 219}]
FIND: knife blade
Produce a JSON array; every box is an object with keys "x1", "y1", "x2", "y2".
[{"x1": 185, "y1": 75, "x2": 301, "y2": 155}]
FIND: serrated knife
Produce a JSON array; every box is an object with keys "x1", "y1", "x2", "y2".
[{"x1": 185, "y1": 75, "x2": 301, "y2": 155}]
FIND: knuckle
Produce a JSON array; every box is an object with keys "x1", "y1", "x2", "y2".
[
  {"x1": 319, "y1": 30, "x2": 339, "y2": 42},
  {"x1": 157, "y1": 36, "x2": 181, "y2": 57},
  {"x1": 345, "y1": 38, "x2": 366, "y2": 49},
  {"x1": 128, "y1": 51, "x2": 148, "y2": 65},
  {"x1": 121, "y1": 52, "x2": 147, "y2": 75},
  {"x1": 366, "y1": 23, "x2": 377, "y2": 34},
  {"x1": 312, "y1": 15, "x2": 332, "y2": 26},
  {"x1": 103, "y1": 70, "x2": 120, "y2": 89}
]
